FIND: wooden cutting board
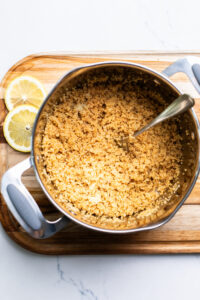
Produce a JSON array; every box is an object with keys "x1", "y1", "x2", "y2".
[{"x1": 1, "y1": 52, "x2": 200, "y2": 255}]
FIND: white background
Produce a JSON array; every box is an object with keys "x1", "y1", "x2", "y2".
[{"x1": 1, "y1": 0, "x2": 200, "y2": 299}]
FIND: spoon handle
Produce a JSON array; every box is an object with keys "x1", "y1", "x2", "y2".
[{"x1": 133, "y1": 94, "x2": 194, "y2": 138}]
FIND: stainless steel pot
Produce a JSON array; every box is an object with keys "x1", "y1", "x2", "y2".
[{"x1": 1, "y1": 57, "x2": 200, "y2": 239}]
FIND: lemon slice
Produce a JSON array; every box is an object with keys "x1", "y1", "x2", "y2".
[
  {"x1": 5, "y1": 76, "x2": 46, "y2": 111},
  {"x1": 3, "y1": 104, "x2": 38, "y2": 152}
]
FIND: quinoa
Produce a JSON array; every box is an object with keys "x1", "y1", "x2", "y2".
[{"x1": 39, "y1": 69, "x2": 183, "y2": 229}]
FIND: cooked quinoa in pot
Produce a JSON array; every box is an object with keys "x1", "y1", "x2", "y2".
[{"x1": 37, "y1": 67, "x2": 186, "y2": 229}]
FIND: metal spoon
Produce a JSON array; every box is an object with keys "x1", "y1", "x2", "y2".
[
  {"x1": 119, "y1": 94, "x2": 194, "y2": 151},
  {"x1": 133, "y1": 93, "x2": 194, "y2": 137}
]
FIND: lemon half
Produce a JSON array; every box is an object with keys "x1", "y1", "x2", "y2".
[
  {"x1": 3, "y1": 104, "x2": 38, "y2": 152},
  {"x1": 5, "y1": 76, "x2": 46, "y2": 111}
]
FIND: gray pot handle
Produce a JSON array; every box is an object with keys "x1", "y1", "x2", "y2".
[
  {"x1": 1, "y1": 157, "x2": 70, "y2": 239},
  {"x1": 162, "y1": 56, "x2": 200, "y2": 94}
]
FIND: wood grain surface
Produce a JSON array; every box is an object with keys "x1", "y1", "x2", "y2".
[{"x1": 1, "y1": 52, "x2": 200, "y2": 255}]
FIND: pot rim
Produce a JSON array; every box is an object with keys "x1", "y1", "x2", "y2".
[{"x1": 31, "y1": 61, "x2": 200, "y2": 234}]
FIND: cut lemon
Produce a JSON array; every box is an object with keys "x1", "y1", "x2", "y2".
[
  {"x1": 3, "y1": 104, "x2": 38, "y2": 152},
  {"x1": 5, "y1": 75, "x2": 46, "y2": 111}
]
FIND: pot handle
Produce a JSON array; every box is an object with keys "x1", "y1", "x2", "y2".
[
  {"x1": 162, "y1": 56, "x2": 200, "y2": 93},
  {"x1": 1, "y1": 157, "x2": 70, "y2": 239}
]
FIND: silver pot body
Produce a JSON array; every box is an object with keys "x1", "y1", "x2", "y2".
[{"x1": 2, "y1": 57, "x2": 200, "y2": 239}]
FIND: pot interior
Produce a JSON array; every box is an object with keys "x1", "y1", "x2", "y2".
[{"x1": 33, "y1": 63, "x2": 199, "y2": 232}]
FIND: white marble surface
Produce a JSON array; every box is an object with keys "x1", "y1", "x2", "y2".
[{"x1": 1, "y1": 0, "x2": 200, "y2": 299}]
